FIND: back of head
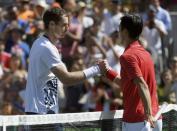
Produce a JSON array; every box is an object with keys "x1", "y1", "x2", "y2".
[
  {"x1": 43, "y1": 7, "x2": 68, "y2": 29},
  {"x1": 120, "y1": 14, "x2": 143, "y2": 39}
]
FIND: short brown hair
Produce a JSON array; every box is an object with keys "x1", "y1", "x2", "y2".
[{"x1": 43, "y1": 7, "x2": 68, "y2": 29}]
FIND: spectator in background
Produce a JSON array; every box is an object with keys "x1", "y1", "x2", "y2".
[
  {"x1": 101, "y1": 0, "x2": 123, "y2": 35},
  {"x1": 2, "y1": 7, "x2": 20, "y2": 40},
  {"x1": 61, "y1": 0, "x2": 83, "y2": 70},
  {"x1": 17, "y1": 0, "x2": 35, "y2": 33},
  {"x1": 170, "y1": 56, "x2": 177, "y2": 81},
  {"x1": 142, "y1": 7, "x2": 167, "y2": 80},
  {"x1": 150, "y1": 0, "x2": 173, "y2": 68},
  {"x1": 158, "y1": 69, "x2": 176, "y2": 103},
  {"x1": 142, "y1": 7, "x2": 167, "y2": 55},
  {"x1": 0, "y1": 54, "x2": 27, "y2": 114},
  {"x1": 92, "y1": 0, "x2": 105, "y2": 23},
  {"x1": 106, "y1": 30, "x2": 124, "y2": 73},
  {"x1": 8, "y1": 28, "x2": 30, "y2": 69},
  {"x1": 64, "y1": 57, "x2": 87, "y2": 113},
  {"x1": 61, "y1": 0, "x2": 76, "y2": 13},
  {"x1": 31, "y1": 0, "x2": 49, "y2": 20},
  {"x1": 83, "y1": 17, "x2": 108, "y2": 67},
  {"x1": 169, "y1": 56, "x2": 177, "y2": 104},
  {"x1": 75, "y1": 1, "x2": 93, "y2": 29},
  {"x1": 0, "y1": 38, "x2": 11, "y2": 71},
  {"x1": 18, "y1": 0, "x2": 34, "y2": 20},
  {"x1": 150, "y1": 0, "x2": 172, "y2": 31}
]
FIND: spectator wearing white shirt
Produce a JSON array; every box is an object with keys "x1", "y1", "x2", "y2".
[{"x1": 142, "y1": 7, "x2": 167, "y2": 73}]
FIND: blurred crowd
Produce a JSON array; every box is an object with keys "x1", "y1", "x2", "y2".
[{"x1": 0, "y1": 0, "x2": 177, "y2": 115}]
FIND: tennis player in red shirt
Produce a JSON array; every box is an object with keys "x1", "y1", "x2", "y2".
[{"x1": 98, "y1": 14, "x2": 162, "y2": 131}]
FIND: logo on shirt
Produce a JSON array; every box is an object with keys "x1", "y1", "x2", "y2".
[{"x1": 43, "y1": 77, "x2": 58, "y2": 110}]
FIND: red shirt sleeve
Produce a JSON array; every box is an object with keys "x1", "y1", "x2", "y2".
[{"x1": 120, "y1": 55, "x2": 142, "y2": 80}]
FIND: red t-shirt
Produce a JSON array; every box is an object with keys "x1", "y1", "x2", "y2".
[
  {"x1": 120, "y1": 40, "x2": 160, "y2": 122},
  {"x1": 0, "y1": 52, "x2": 11, "y2": 69}
]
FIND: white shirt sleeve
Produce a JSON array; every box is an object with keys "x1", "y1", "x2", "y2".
[
  {"x1": 155, "y1": 19, "x2": 167, "y2": 35},
  {"x1": 41, "y1": 45, "x2": 64, "y2": 70}
]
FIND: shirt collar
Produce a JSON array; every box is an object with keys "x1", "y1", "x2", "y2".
[{"x1": 125, "y1": 40, "x2": 140, "y2": 51}]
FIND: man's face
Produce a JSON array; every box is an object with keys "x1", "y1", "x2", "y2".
[{"x1": 53, "y1": 16, "x2": 69, "y2": 38}]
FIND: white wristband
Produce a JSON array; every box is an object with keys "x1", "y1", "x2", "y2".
[{"x1": 83, "y1": 65, "x2": 100, "y2": 79}]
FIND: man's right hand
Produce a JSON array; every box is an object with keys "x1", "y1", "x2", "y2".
[{"x1": 98, "y1": 60, "x2": 110, "y2": 75}]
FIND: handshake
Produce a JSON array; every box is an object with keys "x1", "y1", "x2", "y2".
[{"x1": 83, "y1": 60, "x2": 119, "y2": 81}]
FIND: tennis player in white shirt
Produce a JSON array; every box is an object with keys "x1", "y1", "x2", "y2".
[{"x1": 25, "y1": 7, "x2": 100, "y2": 131}]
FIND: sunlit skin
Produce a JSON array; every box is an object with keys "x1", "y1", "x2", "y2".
[{"x1": 45, "y1": 15, "x2": 69, "y2": 44}]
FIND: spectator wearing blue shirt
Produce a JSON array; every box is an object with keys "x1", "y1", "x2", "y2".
[{"x1": 151, "y1": 0, "x2": 172, "y2": 31}]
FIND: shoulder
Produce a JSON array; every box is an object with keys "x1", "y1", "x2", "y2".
[
  {"x1": 120, "y1": 54, "x2": 136, "y2": 63},
  {"x1": 33, "y1": 36, "x2": 54, "y2": 50},
  {"x1": 159, "y1": 7, "x2": 170, "y2": 15}
]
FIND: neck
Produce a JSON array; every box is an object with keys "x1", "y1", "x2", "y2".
[
  {"x1": 44, "y1": 31, "x2": 58, "y2": 45},
  {"x1": 125, "y1": 38, "x2": 137, "y2": 47}
]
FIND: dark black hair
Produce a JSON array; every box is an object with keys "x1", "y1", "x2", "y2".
[
  {"x1": 112, "y1": 0, "x2": 122, "y2": 5},
  {"x1": 43, "y1": 7, "x2": 68, "y2": 29},
  {"x1": 120, "y1": 14, "x2": 143, "y2": 39}
]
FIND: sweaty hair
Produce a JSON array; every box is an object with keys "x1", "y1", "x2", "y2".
[
  {"x1": 120, "y1": 14, "x2": 143, "y2": 39},
  {"x1": 43, "y1": 7, "x2": 68, "y2": 29}
]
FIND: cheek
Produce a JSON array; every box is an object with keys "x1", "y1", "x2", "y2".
[{"x1": 55, "y1": 27, "x2": 62, "y2": 34}]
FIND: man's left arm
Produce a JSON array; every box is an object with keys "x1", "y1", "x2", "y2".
[{"x1": 133, "y1": 76, "x2": 155, "y2": 127}]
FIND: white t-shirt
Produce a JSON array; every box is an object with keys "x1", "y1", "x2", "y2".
[
  {"x1": 106, "y1": 45, "x2": 124, "y2": 73},
  {"x1": 25, "y1": 36, "x2": 65, "y2": 114},
  {"x1": 142, "y1": 19, "x2": 167, "y2": 54}
]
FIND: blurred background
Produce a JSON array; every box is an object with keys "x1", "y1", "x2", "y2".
[{"x1": 0, "y1": 0, "x2": 176, "y2": 115}]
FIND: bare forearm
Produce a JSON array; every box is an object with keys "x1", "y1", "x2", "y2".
[
  {"x1": 51, "y1": 65, "x2": 86, "y2": 86},
  {"x1": 133, "y1": 77, "x2": 152, "y2": 117},
  {"x1": 138, "y1": 82, "x2": 152, "y2": 116},
  {"x1": 57, "y1": 71, "x2": 86, "y2": 86},
  {"x1": 52, "y1": 65, "x2": 100, "y2": 86}
]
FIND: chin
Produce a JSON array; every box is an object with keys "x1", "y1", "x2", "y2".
[
  {"x1": 59, "y1": 33, "x2": 66, "y2": 38},
  {"x1": 59, "y1": 35, "x2": 65, "y2": 38}
]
